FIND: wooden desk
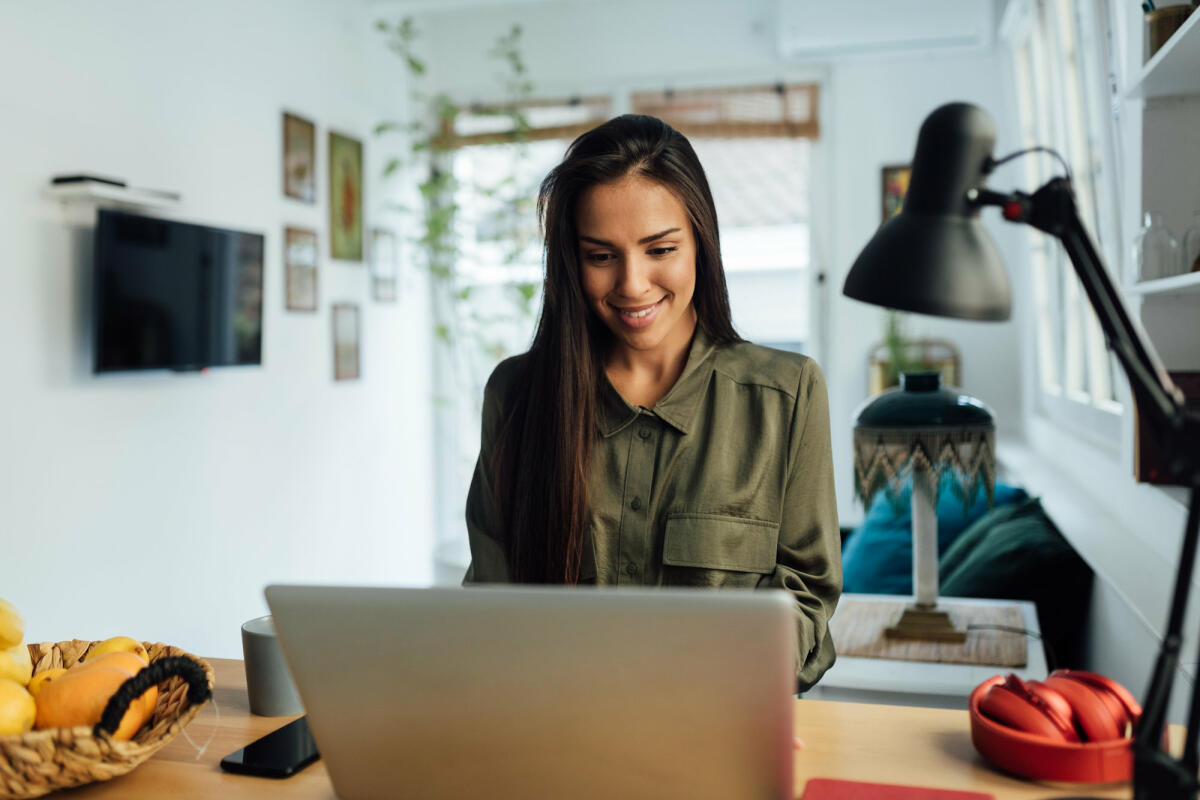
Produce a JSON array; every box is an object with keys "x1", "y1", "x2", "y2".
[{"x1": 61, "y1": 658, "x2": 1146, "y2": 799}]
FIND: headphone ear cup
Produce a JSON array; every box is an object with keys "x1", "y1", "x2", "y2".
[
  {"x1": 1043, "y1": 675, "x2": 1123, "y2": 742},
  {"x1": 978, "y1": 681, "x2": 1079, "y2": 742},
  {"x1": 1024, "y1": 680, "x2": 1075, "y2": 727},
  {"x1": 1050, "y1": 669, "x2": 1141, "y2": 730}
]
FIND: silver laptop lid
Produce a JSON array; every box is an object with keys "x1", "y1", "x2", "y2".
[{"x1": 266, "y1": 585, "x2": 796, "y2": 800}]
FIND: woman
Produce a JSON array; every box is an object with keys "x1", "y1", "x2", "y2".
[{"x1": 463, "y1": 114, "x2": 841, "y2": 690}]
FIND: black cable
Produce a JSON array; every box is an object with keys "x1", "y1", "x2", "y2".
[
  {"x1": 966, "y1": 623, "x2": 1058, "y2": 672},
  {"x1": 984, "y1": 146, "x2": 1074, "y2": 182}
]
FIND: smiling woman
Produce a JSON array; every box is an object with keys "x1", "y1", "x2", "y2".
[
  {"x1": 462, "y1": 114, "x2": 842, "y2": 690},
  {"x1": 577, "y1": 177, "x2": 699, "y2": 406}
]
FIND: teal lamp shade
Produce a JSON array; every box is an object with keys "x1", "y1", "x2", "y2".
[
  {"x1": 853, "y1": 371, "x2": 996, "y2": 508},
  {"x1": 843, "y1": 103, "x2": 1013, "y2": 321}
]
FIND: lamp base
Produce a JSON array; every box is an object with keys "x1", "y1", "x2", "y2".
[{"x1": 885, "y1": 604, "x2": 968, "y2": 643}]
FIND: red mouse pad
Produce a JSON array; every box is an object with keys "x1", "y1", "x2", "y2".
[{"x1": 800, "y1": 778, "x2": 994, "y2": 800}]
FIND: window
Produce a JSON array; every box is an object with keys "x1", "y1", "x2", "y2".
[
  {"x1": 633, "y1": 84, "x2": 819, "y2": 349},
  {"x1": 433, "y1": 98, "x2": 611, "y2": 570},
  {"x1": 1004, "y1": 0, "x2": 1123, "y2": 444}
]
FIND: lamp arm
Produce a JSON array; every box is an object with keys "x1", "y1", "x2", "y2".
[
  {"x1": 973, "y1": 180, "x2": 1184, "y2": 436},
  {"x1": 975, "y1": 177, "x2": 1200, "y2": 798}
]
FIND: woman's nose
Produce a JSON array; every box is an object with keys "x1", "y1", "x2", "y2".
[{"x1": 615, "y1": 254, "x2": 652, "y2": 297}]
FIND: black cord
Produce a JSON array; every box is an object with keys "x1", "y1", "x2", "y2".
[
  {"x1": 984, "y1": 146, "x2": 1074, "y2": 182},
  {"x1": 966, "y1": 623, "x2": 1058, "y2": 672}
]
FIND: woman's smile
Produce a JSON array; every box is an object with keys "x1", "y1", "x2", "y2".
[{"x1": 611, "y1": 297, "x2": 666, "y2": 328}]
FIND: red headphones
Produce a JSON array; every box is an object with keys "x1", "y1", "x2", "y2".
[{"x1": 968, "y1": 670, "x2": 1143, "y2": 783}]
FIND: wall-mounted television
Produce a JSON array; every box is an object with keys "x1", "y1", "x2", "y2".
[{"x1": 94, "y1": 210, "x2": 264, "y2": 373}]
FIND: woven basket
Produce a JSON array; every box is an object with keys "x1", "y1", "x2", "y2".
[{"x1": 0, "y1": 640, "x2": 214, "y2": 800}]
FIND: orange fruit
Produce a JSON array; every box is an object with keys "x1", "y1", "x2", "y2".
[
  {"x1": 34, "y1": 664, "x2": 153, "y2": 741},
  {"x1": 74, "y1": 652, "x2": 158, "y2": 719},
  {"x1": 76, "y1": 651, "x2": 149, "y2": 676}
]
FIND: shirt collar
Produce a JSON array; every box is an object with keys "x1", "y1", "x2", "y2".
[{"x1": 597, "y1": 325, "x2": 718, "y2": 438}]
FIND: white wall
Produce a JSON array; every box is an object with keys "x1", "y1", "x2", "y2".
[
  {"x1": 822, "y1": 50, "x2": 1029, "y2": 522},
  {"x1": 411, "y1": 0, "x2": 1026, "y2": 526},
  {"x1": 0, "y1": 0, "x2": 436, "y2": 659}
]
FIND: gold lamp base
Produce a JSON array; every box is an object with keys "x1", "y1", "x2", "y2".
[{"x1": 884, "y1": 605, "x2": 967, "y2": 643}]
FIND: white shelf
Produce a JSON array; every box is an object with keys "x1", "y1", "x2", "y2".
[
  {"x1": 1125, "y1": 270, "x2": 1200, "y2": 297},
  {"x1": 44, "y1": 181, "x2": 180, "y2": 209},
  {"x1": 1126, "y1": 8, "x2": 1200, "y2": 100}
]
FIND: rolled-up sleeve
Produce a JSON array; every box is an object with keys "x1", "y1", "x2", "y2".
[
  {"x1": 463, "y1": 363, "x2": 516, "y2": 584},
  {"x1": 766, "y1": 359, "x2": 842, "y2": 691}
]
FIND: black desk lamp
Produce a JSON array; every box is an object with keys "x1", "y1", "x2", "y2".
[{"x1": 843, "y1": 102, "x2": 1200, "y2": 800}]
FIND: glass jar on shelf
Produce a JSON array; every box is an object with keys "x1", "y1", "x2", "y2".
[
  {"x1": 1130, "y1": 211, "x2": 1180, "y2": 284},
  {"x1": 1182, "y1": 211, "x2": 1200, "y2": 275}
]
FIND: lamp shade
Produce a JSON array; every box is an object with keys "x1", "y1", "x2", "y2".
[
  {"x1": 844, "y1": 103, "x2": 1012, "y2": 321},
  {"x1": 853, "y1": 372, "x2": 996, "y2": 509}
]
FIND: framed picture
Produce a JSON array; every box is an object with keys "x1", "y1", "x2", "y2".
[
  {"x1": 282, "y1": 112, "x2": 316, "y2": 203},
  {"x1": 370, "y1": 228, "x2": 398, "y2": 303},
  {"x1": 283, "y1": 227, "x2": 318, "y2": 312},
  {"x1": 329, "y1": 131, "x2": 364, "y2": 261},
  {"x1": 332, "y1": 303, "x2": 360, "y2": 381},
  {"x1": 881, "y1": 164, "x2": 911, "y2": 224}
]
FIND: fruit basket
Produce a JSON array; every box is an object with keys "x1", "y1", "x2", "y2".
[{"x1": 0, "y1": 640, "x2": 213, "y2": 799}]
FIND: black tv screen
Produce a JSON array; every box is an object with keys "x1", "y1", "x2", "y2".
[{"x1": 94, "y1": 210, "x2": 264, "y2": 373}]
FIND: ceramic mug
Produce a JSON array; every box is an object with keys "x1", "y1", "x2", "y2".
[{"x1": 241, "y1": 615, "x2": 304, "y2": 716}]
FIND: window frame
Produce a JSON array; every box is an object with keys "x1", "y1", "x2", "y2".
[{"x1": 1003, "y1": 0, "x2": 1125, "y2": 449}]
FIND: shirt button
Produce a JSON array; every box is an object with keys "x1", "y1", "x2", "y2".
[
  {"x1": 638, "y1": 427, "x2": 651, "y2": 439},
  {"x1": 630, "y1": 497, "x2": 642, "y2": 511},
  {"x1": 625, "y1": 562, "x2": 638, "y2": 576}
]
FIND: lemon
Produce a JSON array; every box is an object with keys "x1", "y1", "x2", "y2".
[
  {"x1": 0, "y1": 642, "x2": 32, "y2": 687},
  {"x1": 0, "y1": 679, "x2": 35, "y2": 735},
  {"x1": 27, "y1": 667, "x2": 67, "y2": 698},
  {"x1": 0, "y1": 599, "x2": 23, "y2": 650},
  {"x1": 83, "y1": 636, "x2": 149, "y2": 666}
]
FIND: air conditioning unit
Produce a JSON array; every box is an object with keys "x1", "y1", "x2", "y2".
[{"x1": 776, "y1": 0, "x2": 995, "y2": 60}]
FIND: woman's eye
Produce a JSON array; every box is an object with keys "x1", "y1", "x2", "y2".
[
  {"x1": 586, "y1": 252, "x2": 615, "y2": 263},
  {"x1": 649, "y1": 246, "x2": 678, "y2": 256}
]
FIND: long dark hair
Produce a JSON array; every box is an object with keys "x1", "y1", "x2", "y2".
[{"x1": 493, "y1": 114, "x2": 741, "y2": 583}]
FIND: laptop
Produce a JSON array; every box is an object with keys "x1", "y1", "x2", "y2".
[{"x1": 265, "y1": 584, "x2": 797, "y2": 800}]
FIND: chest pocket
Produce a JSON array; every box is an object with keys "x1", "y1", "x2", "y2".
[{"x1": 662, "y1": 513, "x2": 779, "y2": 588}]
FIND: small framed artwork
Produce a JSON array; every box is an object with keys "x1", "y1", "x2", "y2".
[
  {"x1": 284, "y1": 226, "x2": 318, "y2": 312},
  {"x1": 282, "y1": 112, "x2": 316, "y2": 203},
  {"x1": 881, "y1": 164, "x2": 912, "y2": 224},
  {"x1": 370, "y1": 228, "x2": 398, "y2": 303},
  {"x1": 332, "y1": 303, "x2": 360, "y2": 381},
  {"x1": 329, "y1": 131, "x2": 364, "y2": 261}
]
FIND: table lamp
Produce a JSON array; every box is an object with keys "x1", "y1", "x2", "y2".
[
  {"x1": 843, "y1": 102, "x2": 1200, "y2": 799},
  {"x1": 853, "y1": 370, "x2": 995, "y2": 642}
]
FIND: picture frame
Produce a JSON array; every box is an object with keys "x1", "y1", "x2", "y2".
[
  {"x1": 284, "y1": 226, "x2": 318, "y2": 312},
  {"x1": 370, "y1": 228, "x2": 398, "y2": 303},
  {"x1": 332, "y1": 303, "x2": 360, "y2": 381},
  {"x1": 282, "y1": 112, "x2": 316, "y2": 203},
  {"x1": 881, "y1": 164, "x2": 912, "y2": 224},
  {"x1": 329, "y1": 131, "x2": 364, "y2": 261}
]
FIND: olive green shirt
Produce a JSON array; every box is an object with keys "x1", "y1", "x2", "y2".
[{"x1": 463, "y1": 327, "x2": 842, "y2": 691}]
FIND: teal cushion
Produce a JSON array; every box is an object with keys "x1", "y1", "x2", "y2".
[
  {"x1": 939, "y1": 497, "x2": 1093, "y2": 667},
  {"x1": 841, "y1": 481, "x2": 1028, "y2": 595}
]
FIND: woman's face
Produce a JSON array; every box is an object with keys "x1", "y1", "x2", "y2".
[{"x1": 575, "y1": 175, "x2": 698, "y2": 360}]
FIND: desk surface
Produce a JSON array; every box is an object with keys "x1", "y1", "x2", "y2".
[{"x1": 63, "y1": 658, "x2": 1147, "y2": 799}]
